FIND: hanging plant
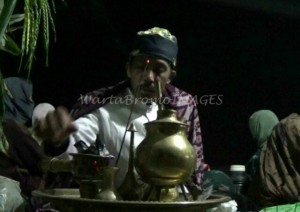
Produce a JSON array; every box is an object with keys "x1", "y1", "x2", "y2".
[
  {"x1": 0, "y1": 0, "x2": 60, "y2": 143},
  {"x1": 20, "y1": 0, "x2": 56, "y2": 75}
]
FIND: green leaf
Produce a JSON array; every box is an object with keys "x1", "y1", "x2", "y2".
[
  {"x1": 9, "y1": 13, "x2": 25, "y2": 25},
  {"x1": 0, "y1": 0, "x2": 3, "y2": 13},
  {"x1": 0, "y1": 34, "x2": 21, "y2": 55},
  {"x1": 0, "y1": 70, "x2": 4, "y2": 125},
  {"x1": 0, "y1": 0, "x2": 18, "y2": 40}
]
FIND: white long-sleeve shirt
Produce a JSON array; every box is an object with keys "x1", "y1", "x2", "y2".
[{"x1": 65, "y1": 88, "x2": 158, "y2": 187}]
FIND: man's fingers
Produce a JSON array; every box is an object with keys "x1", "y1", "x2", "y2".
[
  {"x1": 67, "y1": 124, "x2": 78, "y2": 133},
  {"x1": 56, "y1": 106, "x2": 73, "y2": 130},
  {"x1": 36, "y1": 106, "x2": 76, "y2": 142},
  {"x1": 46, "y1": 110, "x2": 60, "y2": 135}
]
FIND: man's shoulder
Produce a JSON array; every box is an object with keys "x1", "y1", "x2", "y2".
[
  {"x1": 164, "y1": 84, "x2": 195, "y2": 102},
  {"x1": 71, "y1": 80, "x2": 130, "y2": 119},
  {"x1": 165, "y1": 84, "x2": 194, "y2": 98},
  {"x1": 83, "y1": 80, "x2": 130, "y2": 98},
  {"x1": 164, "y1": 84, "x2": 197, "y2": 108}
]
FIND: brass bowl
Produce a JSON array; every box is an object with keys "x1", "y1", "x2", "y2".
[
  {"x1": 32, "y1": 189, "x2": 231, "y2": 212},
  {"x1": 70, "y1": 153, "x2": 112, "y2": 181}
]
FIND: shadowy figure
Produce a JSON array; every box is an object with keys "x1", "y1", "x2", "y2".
[
  {"x1": 246, "y1": 110, "x2": 279, "y2": 182},
  {"x1": 3, "y1": 77, "x2": 34, "y2": 127},
  {"x1": 248, "y1": 113, "x2": 300, "y2": 207},
  {"x1": 0, "y1": 78, "x2": 54, "y2": 211}
]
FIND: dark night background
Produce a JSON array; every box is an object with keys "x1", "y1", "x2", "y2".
[{"x1": 1, "y1": 0, "x2": 300, "y2": 170}]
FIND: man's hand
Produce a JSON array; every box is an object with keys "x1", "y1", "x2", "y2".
[{"x1": 34, "y1": 106, "x2": 77, "y2": 145}]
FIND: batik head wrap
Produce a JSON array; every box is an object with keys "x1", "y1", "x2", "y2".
[{"x1": 130, "y1": 27, "x2": 178, "y2": 67}]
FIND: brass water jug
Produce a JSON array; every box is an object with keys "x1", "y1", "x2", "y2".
[{"x1": 134, "y1": 109, "x2": 196, "y2": 187}]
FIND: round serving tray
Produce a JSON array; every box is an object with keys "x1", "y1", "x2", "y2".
[{"x1": 32, "y1": 189, "x2": 231, "y2": 212}]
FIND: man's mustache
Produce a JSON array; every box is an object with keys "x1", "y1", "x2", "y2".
[{"x1": 139, "y1": 82, "x2": 155, "y2": 89}]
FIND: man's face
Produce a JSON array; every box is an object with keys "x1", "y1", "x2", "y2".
[{"x1": 127, "y1": 55, "x2": 176, "y2": 99}]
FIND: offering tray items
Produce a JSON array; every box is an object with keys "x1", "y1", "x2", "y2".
[
  {"x1": 70, "y1": 153, "x2": 114, "y2": 181},
  {"x1": 32, "y1": 189, "x2": 231, "y2": 212}
]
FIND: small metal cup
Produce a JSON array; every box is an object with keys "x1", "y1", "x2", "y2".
[{"x1": 79, "y1": 180, "x2": 102, "y2": 199}]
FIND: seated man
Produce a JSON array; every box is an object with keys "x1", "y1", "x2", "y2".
[{"x1": 35, "y1": 27, "x2": 205, "y2": 190}]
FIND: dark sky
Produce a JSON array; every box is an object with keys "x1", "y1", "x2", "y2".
[{"x1": 1, "y1": 0, "x2": 300, "y2": 169}]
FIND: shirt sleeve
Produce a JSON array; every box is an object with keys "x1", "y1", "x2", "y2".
[
  {"x1": 55, "y1": 112, "x2": 101, "y2": 160},
  {"x1": 71, "y1": 113, "x2": 100, "y2": 146}
]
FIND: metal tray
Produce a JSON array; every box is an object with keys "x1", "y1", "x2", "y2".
[{"x1": 32, "y1": 189, "x2": 231, "y2": 212}]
